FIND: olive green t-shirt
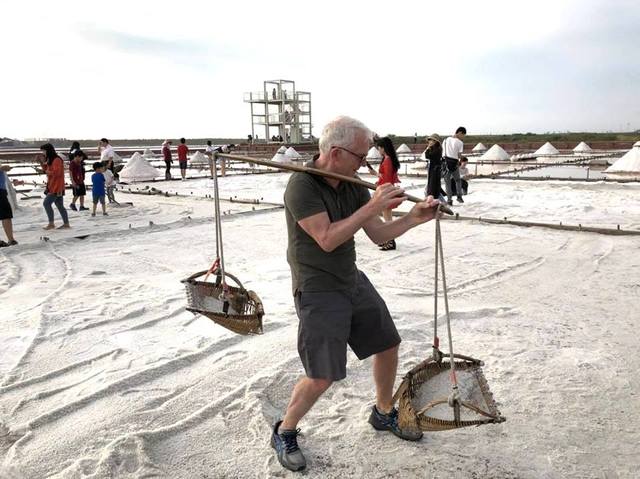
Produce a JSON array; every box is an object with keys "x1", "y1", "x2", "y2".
[{"x1": 284, "y1": 169, "x2": 371, "y2": 294}]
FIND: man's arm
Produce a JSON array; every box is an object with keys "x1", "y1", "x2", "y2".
[
  {"x1": 297, "y1": 183, "x2": 406, "y2": 252},
  {"x1": 363, "y1": 196, "x2": 440, "y2": 244}
]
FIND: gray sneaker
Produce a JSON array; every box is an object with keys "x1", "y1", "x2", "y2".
[
  {"x1": 368, "y1": 405, "x2": 423, "y2": 441},
  {"x1": 271, "y1": 420, "x2": 306, "y2": 472}
]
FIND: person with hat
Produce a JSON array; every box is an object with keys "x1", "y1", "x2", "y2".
[{"x1": 424, "y1": 133, "x2": 445, "y2": 200}]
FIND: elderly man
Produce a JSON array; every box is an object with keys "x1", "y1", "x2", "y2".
[{"x1": 271, "y1": 116, "x2": 441, "y2": 472}]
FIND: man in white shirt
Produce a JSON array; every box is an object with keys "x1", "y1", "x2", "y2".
[
  {"x1": 99, "y1": 138, "x2": 114, "y2": 164},
  {"x1": 442, "y1": 126, "x2": 466, "y2": 206}
]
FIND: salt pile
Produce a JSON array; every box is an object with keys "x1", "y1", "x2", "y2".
[
  {"x1": 534, "y1": 142, "x2": 559, "y2": 156},
  {"x1": 284, "y1": 147, "x2": 301, "y2": 159},
  {"x1": 472, "y1": 142, "x2": 487, "y2": 152},
  {"x1": 479, "y1": 144, "x2": 510, "y2": 161},
  {"x1": 633, "y1": 141, "x2": 640, "y2": 148},
  {"x1": 604, "y1": 146, "x2": 640, "y2": 176},
  {"x1": 190, "y1": 151, "x2": 209, "y2": 166},
  {"x1": 573, "y1": 141, "x2": 592, "y2": 153},
  {"x1": 366, "y1": 146, "x2": 382, "y2": 160},
  {"x1": 119, "y1": 152, "x2": 161, "y2": 182},
  {"x1": 271, "y1": 151, "x2": 291, "y2": 163},
  {"x1": 277, "y1": 145, "x2": 287, "y2": 154},
  {"x1": 396, "y1": 143, "x2": 412, "y2": 154},
  {"x1": 142, "y1": 148, "x2": 156, "y2": 158}
]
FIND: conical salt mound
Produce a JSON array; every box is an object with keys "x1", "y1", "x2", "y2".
[
  {"x1": 479, "y1": 144, "x2": 510, "y2": 161},
  {"x1": 604, "y1": 147, "x2": 640, "y2": 174},
  {"x1": 277, "y1": 146, "x2": 287, "y2": 154},
  {"x1": 190, "y1": 151, "x2": 209, "y2": 166},
  {"x1": 534, "y1": 142, "x2": 559, "y2": 156},
  {"x1": 285, "y1": 146, "x2": 301, "y2": 159},
  {"x1": 119, "y1": 152, "x2": 161, "y2": 182},
  {"x1": 366, "y1": 146, "x2": 382, "y2": 160},
  {"x1": 396, "y1": 143, "x2": 411, "y2": 154},
  {"x1": 573, "y1": 141, "x2": 592, "y2": 153},
  {"x1": 472, "y1": 142, "x2": 487, "y2": 152},
  {"x1": 143, "y1": 148, "x2": 155, "y2": 158},
  {"x1": 633, "y1": 141, "x2": 640, "y2": 148},
  {"x1": 271, "y1": 152, "x2": 290, "y2": 164}
]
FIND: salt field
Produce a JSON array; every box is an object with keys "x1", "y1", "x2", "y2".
[{"x1": 1, "y1": 171, "x2": 639, "y2": 478}]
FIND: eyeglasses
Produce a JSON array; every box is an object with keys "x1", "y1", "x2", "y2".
[{"x1": 332, "y1": 146, "x2": 368, "y2": 162}]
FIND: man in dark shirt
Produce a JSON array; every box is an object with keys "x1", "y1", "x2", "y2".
[{"x1": 271, "y1": 116, "x2": 440, "y2": 472}]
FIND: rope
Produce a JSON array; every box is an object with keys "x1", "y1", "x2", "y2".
[
  {"x1": 433, "y1": 212, "x2": 461, "y2": 424},
  {"x1": 209, "y1": 155, "x2": 230, "y2": 308}
]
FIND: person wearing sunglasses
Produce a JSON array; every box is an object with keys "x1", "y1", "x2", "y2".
[{"x1": 271, "y1": 115, "x2": 441, "y2": 472}]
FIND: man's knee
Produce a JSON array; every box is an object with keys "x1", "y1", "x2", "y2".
[
  {"x1": 376, "y1": 344, "x2": 399, "y2": 358},
  {"x1": 306, "y1": 377, "x2": 333, "y2": 393}
]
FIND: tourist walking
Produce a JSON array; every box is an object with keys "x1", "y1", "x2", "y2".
[
  {"x1": 103, "y1": 163, "x2": 117, "y2": 204},
  {"x1": 442, "y1": 126, "x2": 466, "y2": 205},
  {"x1": 91, "y1": 162, "x2": 107, "y2": 216},
  {"x1": 424, "y1": 133, "x2": 445, "y2": 200},
  {"x1": 99, "y1": 138, "x2": 118, "y2": 180},
  {"x1": 0, "y1": 164, "x2": 18, "y2": 246},
  {"x1": 177, "y1": 138, "x2": 189, "y2": 180},
  {"x1": 38, "y1": 143, "x2": 70, "y2": 230},
  {"x1": 271, "y1": 116, "x2": 441, "y2": 472},
  {"x1": 373, "y1": 136, "x2": 400, "y2": 251},
  {"x1": 205, "y1": 140, "x2": 216, "y2": 179},
  {"x1": 451, "y1": 156, "x2": 470, "y2": 196},
  {"x1": 69, "y1": 149, "x2": 88, "y2": 211},
  {"x1": 162, "y1": 140, "x2": 173, "y2": 180}
]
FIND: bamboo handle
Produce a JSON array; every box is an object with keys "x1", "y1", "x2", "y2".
[{"x1": 216, "y1": 153, "x2": 454, "y2": 215}]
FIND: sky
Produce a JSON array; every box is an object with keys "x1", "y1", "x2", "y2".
[{"x1": 1, "y1": 0, "x2": 639, "y2": 140}]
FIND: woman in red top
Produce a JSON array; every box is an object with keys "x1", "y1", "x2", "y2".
[
  {"x1": 38, "y1": 143, "x2": 70, "y2": 230},
  {"x1": 374, "y1": 136, "x2": 400, "y2": 250}
]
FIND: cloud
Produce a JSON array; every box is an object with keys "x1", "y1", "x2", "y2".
[{"x1": 75, "y1": 25, "x2": 260, "y2": 71}]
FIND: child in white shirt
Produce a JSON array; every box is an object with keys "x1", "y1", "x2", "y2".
[{"x1": 103, "y1": 168, "x2": 118, "y2": 204}]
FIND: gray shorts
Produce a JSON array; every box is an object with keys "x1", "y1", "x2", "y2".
[{"x1": 294, "y1": 271, "x2": 401, "y2": 381}]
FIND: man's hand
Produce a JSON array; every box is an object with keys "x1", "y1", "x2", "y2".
[
  {"x1": 369, "y1": 183, "x2": 407, "y2": 215},
  {"x1": 407, "y1": 195, "x2": 441, "y2": 225}
]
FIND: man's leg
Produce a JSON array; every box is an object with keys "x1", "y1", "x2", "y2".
[
  {"x1": 443, "y1": 166, "x2": 453, "y2": 203},
  {"x1": 372, "y1": 344, "x2": 399, "y2": 413},
  {"x1": 453, "y1": 168, "x2": 463, "y2": 202},
  {"x1": 280, "y1": 377, "x2": 332, "y2": 431}
]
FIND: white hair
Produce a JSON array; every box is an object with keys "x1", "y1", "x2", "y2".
[{"x1": 318, "y1": 116, "x2": 372, "y2": 155}]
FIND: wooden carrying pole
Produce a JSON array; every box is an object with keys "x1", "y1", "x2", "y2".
[{"x1": 215, "y1": 152, "x2": 454, "y2": 215}]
